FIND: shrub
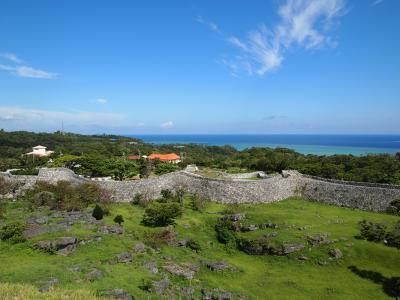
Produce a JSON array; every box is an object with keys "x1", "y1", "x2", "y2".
[
  {"x1": 131, "y1": 193, "x2": 150, "y2": 208},
  {"x1": 386, "y1": 222, "x2": 400, "y2": 249},
  {"x1": 33, "y1": 191, "x2": 56, "y2": 208},
  {"x1": 0, "y1": 221, "x2": 26, "y2": 244},
  {"x1": 154, "y1": 163, "x2": 179, "y2": 175},
  {"x1": 92, "y1": 204, "x2": 104, "y2": 220},
  {"x1": 237, "y1": 237, "x2": 282, "y2": 255},
  {"x1": 214, "y1": 218, "x2": 237, "y2": 246},
  {"x1": 359, "y1": 220, "x2": 387, "y2": 242},
  {"x1": 114, "y1": 215, "x2": 124, "y2": 225},
  {"x1": 386, "y1": 199, "x2": 400, "y2": 215},
  {"x1": 174, "y1": 186, "x2": 186, "y2": 204},
  {"x1": 143, "y1": 228, "x2": 176, "y2": 249},
  {"x1": 186, "y1": 238, "x2": 201, "y2": 252},
  {"x1": 160, "y1": 189, "x2": 174, "y2": 202},
  {"x1": 142, "y1": 202, "x2": 182, "y2": 227},
  {"x1": 0, "y1": 177, "x2": 20, "y2": 195},
  {"x1": 189, "y1": 193, "x2": 210, "y2": 212},
  {"x1": 24, "y1": 181, "x2": 110, "y2": 211}
]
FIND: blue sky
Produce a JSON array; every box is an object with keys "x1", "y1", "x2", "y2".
[{"x1": 0, "y1": 0, "x2": 399, "y2": 134}]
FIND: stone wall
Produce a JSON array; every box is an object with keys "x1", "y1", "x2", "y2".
[{"x1": 2, "y1": 168, "x2": 400, "y2": 212}]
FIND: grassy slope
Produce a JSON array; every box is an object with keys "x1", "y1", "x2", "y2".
[{"x1": 0, "y1": 198, "x2": 399, "y2": 299}]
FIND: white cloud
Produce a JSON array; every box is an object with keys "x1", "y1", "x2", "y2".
[
  {"x1": 0, "y1": 106, "x2": 129, "y2": 131},
  {"x1": 160, "y1": 121, "x2": 174, "y2": 129},
  {"x1": 223, "y1": 0, "x2": 346, "y2": 75},
  {"x1": 0, "y1": 52, "x2": 23, "y2": 64},
  {"x1": 0, "y1": 52, "x2": 57, "y2": 79},
  {"x1": 371, "y1": 0, "x2": 383, "y2": 6},
  {"x1": 96, "y1": 98, "x2": 108, "y2": 104},
  {"x1": 196, "y1": 15, "x2": 221, "y2": 34}
]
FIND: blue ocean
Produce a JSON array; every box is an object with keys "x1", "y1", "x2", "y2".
[{"x1": 129, "y1": 134, "x2": 400, "y2": 156}]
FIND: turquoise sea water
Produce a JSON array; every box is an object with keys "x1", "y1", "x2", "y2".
[{"x1": 129, "y1": 134, "x2": 400, "y2": 156}]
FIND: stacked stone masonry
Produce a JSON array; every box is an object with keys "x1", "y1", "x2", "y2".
[{"x1": 2, "y1": 168, "x2": 400, "y2": 212}]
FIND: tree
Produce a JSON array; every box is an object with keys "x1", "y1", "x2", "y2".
[
  {"x1": 114, "y1": 214, "x2": 124, "y2": 225},
  {"x1": 142, "y1": 202, "x2": 182, "y2": 227},
  {"x1": 92, "y1": 204, "x2": 104, "y2": 220}
]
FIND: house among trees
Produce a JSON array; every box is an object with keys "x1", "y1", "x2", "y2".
[
  {"x1": 127, "y1": 153, "x2": 181, "y2": 164},
  {"x1": 148, "y1": 153, "x2": 181, "y2": 164},
  {"x1": 25, "y1": 145, "x2": 55, "y2": 157}
]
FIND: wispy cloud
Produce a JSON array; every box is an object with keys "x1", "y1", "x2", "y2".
[
  {"x1": 0, "y1": 52, "x2": 23, "y2": 64},
  {"x1": 222, "y1": 0, "x2": 347, "y2": 76},
  {"x1": 196, "y1": 15, "x2": 221, "y2": 34},
  {"x1": 160, "y1": 121, "x2": 174, "y2": 129},
  {"x1": 263, "y1": 115, "x2": 287, "y2": 121},
  {"x1": 0, "y1": 52, "x2": 57, "y2": 79},
  {"x1": 0, "y1": 106, "x2": 126, "y2": 126},
  {"x1": 96, "y1": 98, "x2": 108, "y2": 104},
  {"x1": 371, "y1": 0, "x2": 383, "y2": 6}
]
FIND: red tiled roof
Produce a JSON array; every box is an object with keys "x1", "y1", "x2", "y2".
[
  {"x1": 148, "y1": 153, "x2": 180, "y2": 161},
  {"x1": 127, "y1": 155, "x2": 141, "y2": 160}
]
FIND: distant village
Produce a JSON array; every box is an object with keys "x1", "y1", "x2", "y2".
[{"x1": 25, "y1": 145, "x2": 181, "y2": 164}]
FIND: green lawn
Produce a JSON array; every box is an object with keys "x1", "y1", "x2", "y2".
[{"x1": 0, "y1": 197, "x2": 399, "y2": 299}]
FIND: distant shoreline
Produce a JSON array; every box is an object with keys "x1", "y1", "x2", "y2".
[{"x1": 128, "y1": 134, "x2": 400, "y2": 156}]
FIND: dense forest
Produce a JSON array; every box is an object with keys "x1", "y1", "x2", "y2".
[{"x1": 1, "y1": 130, "x2": 399, "y2": 184}]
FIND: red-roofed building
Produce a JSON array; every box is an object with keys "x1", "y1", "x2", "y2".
[{"x1": 148, "y1": 153, "x2": 181, "y2": 164}]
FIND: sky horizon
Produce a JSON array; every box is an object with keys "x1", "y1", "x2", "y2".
[{"x1": 1, "y1": 0, "x2": 399, "y2": 135}]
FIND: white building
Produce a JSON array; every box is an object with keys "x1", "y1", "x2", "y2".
[{"x1": 25, "y1": 145, "x2": 55, "y2": 157}]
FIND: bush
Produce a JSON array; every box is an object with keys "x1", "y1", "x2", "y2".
[
  {"x1": 160, "y1": 189, "x2": 174, "y2": 202},
  {"x1": 114, "y1": 215, "x2": 124, "y2": 225},
  {"x1": 33, "y1": 191, "x2": 56, "y2": 208},
  {"x1": 214, "y1": 218, "x2": 237, "y2": 246},
  {"x1": 237, "y1": 237, "x2": 282, "y2": 255},
  {"x1": 131, "y1": 193, "x2": 150, "y2": 208},
  {"x1": 174, "y1": 186, "x2": 186, "y2": 204},
  {"x1": 143, "y1": 228, "x2": 176, "y2": 249},
  {"x1": 154, "y1": 163, "x2": 179, "y2": 175},
  {"x1": 386, "y1": 199, "x2": 400, "y2": 215},
  {"x1": 0, "y1": 177, "x2": 20, "y2": 195},
  {"x1": 359, "y1": 220, "x2": 387, "y2": 242},
  {"x1": 189, "y1": 193, "x2": 210, "y2": 212},
  {"x1": 386, "y1": 222, "x2": 400, "y2": 249},
  {"x1": 142, "y1": 202, "x2": 182, "y2": 227},
  {"x1": 92, "y1": 204, "x2": 104, "y2": 220},
  {"x1": 24, "y1": 181, "x2": 110, "y2": 211},
  {"x1": 186, "y1": 238, "x2": 201, "y2": 252},
  {"x1": 0, "y1": 221, "x2": 26, "y2": 243}
]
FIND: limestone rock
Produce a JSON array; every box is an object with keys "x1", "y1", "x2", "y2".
[
  {"x1": 100, "y1": 288, "x2": 133, "y2": 300},
  {"x1": 85, "y1": 268, "x2": 104, "y2": 281},
  {"x1": 329, "y1": 248, "x2": 343, "y2": 259},
  {"x1": 163, "y1": 263, "x2": 195, "y2": 280},
  {"x1": 133, "y1": 242, "x2": 145, "y2": 253},
  {"x1": 206, "y1": 261, "x2": 230, "y2": 271},
  {"x1": 117, "y1": 252, "x2": 133, "y2": 263},
  {"x1": 100, "y1": 224, "x2": 124, "y2": 235},
  {"x1": 38, "y1": 278, "x2": 59, "y2": 292},
  {"x1": 152, "y1": 277, "x2": 170, "y2": 295}
]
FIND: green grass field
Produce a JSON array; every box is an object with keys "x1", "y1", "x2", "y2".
[{"x1": 0, "y1": 197, "x2": 399, "y2": 299}]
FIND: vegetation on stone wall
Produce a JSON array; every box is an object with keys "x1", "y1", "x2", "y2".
[{"x1": 1, "y1": 130, "x2": 400, "y2": 184}]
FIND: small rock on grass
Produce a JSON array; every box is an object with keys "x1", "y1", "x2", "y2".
[
  {"x1": 100, "y1": 288, "x2": 134, "y2": 300},
  {"x1": 38, "y1": 278, "x2": 59, "y2": 292},
  {"x1": 117, "y1": 252, "x2": 133, "y2": 263},
  {"x1": 85, "y1": 268, "x2": 104, "y2": 281},
  {"x1": 133, "y1": 242, "x2": 145, "y2": 253},
  {"x1": 329, "y1": 248, "x2": 343, "y2": 259}
]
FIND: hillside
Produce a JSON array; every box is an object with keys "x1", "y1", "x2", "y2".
[{"x1": 0, "y1": 195, "x2": 399, "y2": 299}]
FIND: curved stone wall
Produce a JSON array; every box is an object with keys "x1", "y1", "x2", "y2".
[{"x1": 2, "y1": 168, "x2": 400, "y2": 212}]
